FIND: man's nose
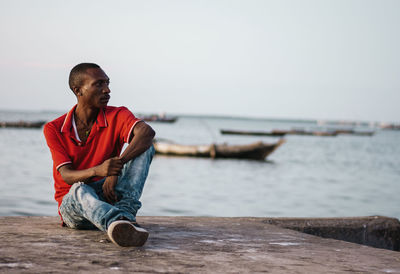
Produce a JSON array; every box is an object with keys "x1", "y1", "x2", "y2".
[{"x1": 103, "y1": 85, "x2": 111, "y2": 93}]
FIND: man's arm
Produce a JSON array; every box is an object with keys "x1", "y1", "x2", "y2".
[
  {"x1": 58, "y1": 157, "x2": 123, "y2": 185},
  {"x1": 102, "y1": 121, "x2": 155, "y2": 203}
]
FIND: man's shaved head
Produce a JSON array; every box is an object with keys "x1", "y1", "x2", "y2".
[{"x1": 69, "y1": 63, "x2": 101, "y2": 93}]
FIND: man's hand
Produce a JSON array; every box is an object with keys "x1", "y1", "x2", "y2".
[
  {"x1": 103, "y1": 176, "x2": 119, "y2": 204},
  {"x1": 95, "y1": 157, "x2": 123, "y2": 177}
]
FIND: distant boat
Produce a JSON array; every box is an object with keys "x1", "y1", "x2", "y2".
[
  {"x1": 153, "y1": 139, "x2": 285, "y2": 161},
  {"x1": 220, "y1": 129, "x2": 286, "y2": 136},
  {"x1": 221, "y1": 128, "x2": 374, "y2": 137},
  {"x1": 139, "y1": 114, "x2": 177, "y2": 123},
  {"x1": 0, "y1": 120, "x2": 46, "y2": 128},
  {"x1": 331, "y1": 129, "x2": 375, "y2": 136},
  {"x1": 381, "y1": 124, "x2": 400, "y2": 131},
  {"x1": 221, "y1": 128, "x2": 337, "y2": 137},
  {"x1": 288, "y1": 129, "x2": 338, "y2": 136}
]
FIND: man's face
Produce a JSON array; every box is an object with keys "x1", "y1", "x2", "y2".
[{"x1": 78, "y1": 68, "x2": 111, "y2": 108}]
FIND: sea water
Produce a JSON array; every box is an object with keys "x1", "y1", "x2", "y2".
[{"x1": 0, "y1": 110, "x2": 399, "y2": 219}]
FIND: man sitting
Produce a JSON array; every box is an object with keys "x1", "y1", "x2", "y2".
[{"x1": 43, "y1": 63, "x2": 155, "y2": 247}]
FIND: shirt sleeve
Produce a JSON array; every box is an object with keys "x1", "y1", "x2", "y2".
[
  {"x1": 117, "y1": 107, "x2": 141, "y2": 143},
  {"x1": 43, "y1": 123, "x2": 72, "y2": 170}
]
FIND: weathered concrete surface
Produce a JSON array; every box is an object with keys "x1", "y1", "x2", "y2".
[
  {"x1": 264, "y1": 216, "x2": 400, "y2": 251},
  {"x1": 1, "y1": 216, "x2": 400, "y2": 273}
]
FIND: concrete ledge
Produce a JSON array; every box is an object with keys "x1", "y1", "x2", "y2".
[
  {"x1": 1, "y1": 216, "x2": 400, "y2": 273},
  {"x1": 264, "y1": 216, "x2": 400, "y2": 251}
]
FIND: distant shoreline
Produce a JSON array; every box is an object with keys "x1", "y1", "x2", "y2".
[{"x1": 2, "y1": 108, "x2": 397, "y2": 126}]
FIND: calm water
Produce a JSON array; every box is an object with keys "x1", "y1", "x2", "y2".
[{"x1": 0, "y1": 110, "x2": 399, "y2": 219}]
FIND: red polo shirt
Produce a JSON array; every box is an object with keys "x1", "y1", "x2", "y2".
[{"x1": 43, "y1": 105, "x2": 141, "y2": 208}]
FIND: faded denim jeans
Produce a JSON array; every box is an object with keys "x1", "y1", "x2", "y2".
[{"x1": 59, "y1": 146, "x2": 155, "y2": 232}]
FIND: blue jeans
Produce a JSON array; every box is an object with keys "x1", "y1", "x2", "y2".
[{"x1": 59, "y1": 146, "x2": 155, "y2": 232}]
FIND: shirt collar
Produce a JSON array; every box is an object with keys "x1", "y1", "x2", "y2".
[
  {"x1": 60, "y1": 105, "x2": 108, "y2": 133},
  {"x1": 97, "y1": 107, "x2": 108, "y2": 128}
]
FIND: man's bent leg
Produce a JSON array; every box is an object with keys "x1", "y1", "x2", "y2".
[
  {"x1": 60, "y1": 182, "x2": 135, "y2": 231},
  {"x1": 114, "y1": 145, "x2": 155, "y2": 219}
]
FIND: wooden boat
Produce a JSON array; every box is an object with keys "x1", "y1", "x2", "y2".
[
  {"x1": 153, "y1": 139, "x2": 285, "y2": 160},
  {"x1": 221, "y1": 128, "x2": 374, "y2": 137},
  {"x1": 220, "y1": 129, "x2": 287, "y2": 137},
  {"x1": 332, "y1": 129, "x2": 375, "y2": 136},
  {"x1": 381, "y1": 124, "x2": 400, "y2": 130},
  {"x1": 0, "y1": 120, "x2": 46, "y2": 128},
  {"x1": 291, "y1": 129, "x2": 338, "y2": 136},
  {"x1": 221, "y1": 128, "x2": 337, "y2": 137},
  {"x1": 139, "y1": 114, "x2": 177, "y2": 123},
  {"x1": 284, "y1": 128, "x2": 373, "y2": 137}
]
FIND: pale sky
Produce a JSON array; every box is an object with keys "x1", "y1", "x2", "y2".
[{"x1": 0, "y1": 0, "x2": 399, "y2": 122}]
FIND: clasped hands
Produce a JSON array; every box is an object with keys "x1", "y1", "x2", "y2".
[{"x1": 95, "y1": 157, "x2": 124, "y2": 204}]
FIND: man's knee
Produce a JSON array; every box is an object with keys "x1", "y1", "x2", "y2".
[
  {"x1": 130, "y1": 145, "x2": 155, "y2": 163},
  {"x1": 68, "y1": 182, "x2": 95, "y2": 201},
  {"x1": 137, "y1": 145, "x2": 155, "y2": 166},
  {"x1": 70, "y1": 181, "x2": 85, "y2": 194},
  {"x1": 144, "y1": 145, "x2": 155, "y2": 156},
  {"x1": 144, "y1": 145, "x2": 155, "y2": 162}
]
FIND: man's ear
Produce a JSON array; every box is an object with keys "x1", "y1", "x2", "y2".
[{"x1": 72, "y1": 87, "x2": 81, "y2": 96}]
